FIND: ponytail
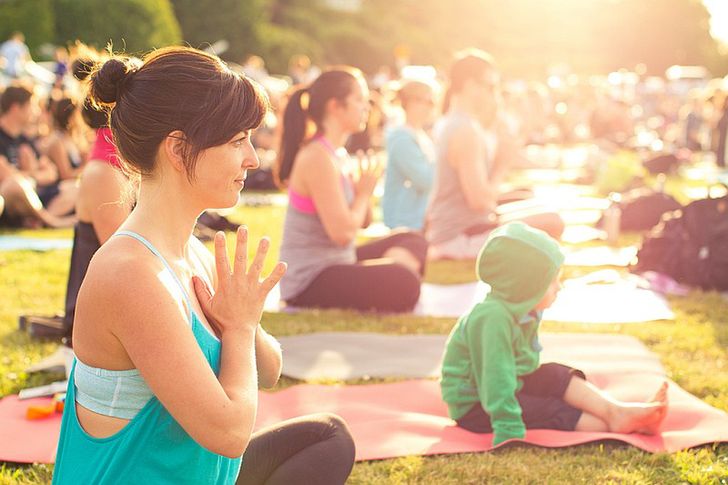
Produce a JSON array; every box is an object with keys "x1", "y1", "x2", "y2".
[
  {"x1": 276, "y1": 67, "x2": 363, "y2": 187},
  {"x1": 276, "y1": 87, "x2": 309, "y2": 186}
]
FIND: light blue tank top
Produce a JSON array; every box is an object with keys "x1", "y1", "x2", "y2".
[{"x1": 52, "y1": 230, "x2": 242, "y2": 484}]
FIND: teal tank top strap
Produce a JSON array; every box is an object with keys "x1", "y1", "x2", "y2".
[{"x1": 114, "y1": 230, "x2": 194, "y2": 323}]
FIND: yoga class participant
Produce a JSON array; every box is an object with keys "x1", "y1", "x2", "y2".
[
  {"x1": 382, "y1": 79, "x2": 437, "y2": 231},
  {"x1": 277, "y1": 68, "x2": 428, "y2": 312},
  {"x1": 440, "y1": 222, "x2": 668, "y2": 446},
  {"x1": 427, "y1": 50, "x2": 564, "y2": 260},
  {"x1": 53, "y1": 46, "x2": 354, "y2": 485}
]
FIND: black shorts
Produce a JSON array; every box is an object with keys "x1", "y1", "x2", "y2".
[
  {"x1": 456, "y1": 362, "x2": 586, "y2": 433},
  {"x1": 37, "y1": 182, "x2": 61, "y2": 207}
]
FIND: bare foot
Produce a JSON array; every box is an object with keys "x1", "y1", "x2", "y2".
[
  {"x1": 641, "y1": 381, "x2": 669, "y2": 434},
  {"x1": 607, "y1": 382, "x2": 668, "y2": 435}
]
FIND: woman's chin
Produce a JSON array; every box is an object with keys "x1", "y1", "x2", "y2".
[{"x1": 208, "y1": 194, "x2": 240, "y2": 211}]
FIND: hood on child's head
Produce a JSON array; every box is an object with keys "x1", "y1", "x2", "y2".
[{"x1": 476, "y1": 222, "x2": 564, "y2": 318}]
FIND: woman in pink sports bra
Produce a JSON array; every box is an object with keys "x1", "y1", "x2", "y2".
[
  {"x1": 276, "y1": 67, "x2": 428, "y2": 312},
  {"x1": 53, "y1": 56, "x2": 133, "y2": 339}
]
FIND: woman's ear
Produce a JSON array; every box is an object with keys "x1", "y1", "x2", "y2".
[
  {"x1": 163, "y1": 130, "x2": 188, "y2": 175},
  {"x1": 325, "y1": 97, "x2": 342, "y2": 117}
]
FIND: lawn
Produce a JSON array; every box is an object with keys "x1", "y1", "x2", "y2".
[{"x1": 1, "y1": 189, "x2": 727, "y2": 484}]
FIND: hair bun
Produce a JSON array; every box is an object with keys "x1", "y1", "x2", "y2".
[
  {"x1": 71, "y1": 57, "x2": 95, "y2": 81},
  {"x1": 90, "y1": 58, "x2": 133, "y2": 105}
]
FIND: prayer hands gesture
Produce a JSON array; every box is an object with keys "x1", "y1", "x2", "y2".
[
  {"x1": 352, "y1": 149, "x2": 383, "y2": 198},
  {"x1": 192, "y1": 226, "x2": 286, "y2": 335}
]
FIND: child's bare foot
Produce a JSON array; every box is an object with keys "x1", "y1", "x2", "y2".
[{"x1": 607, "y1": 382, "x2": 669, "y2": 435}]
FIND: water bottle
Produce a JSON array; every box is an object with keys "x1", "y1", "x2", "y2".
[{"x1": 604, "y1": 194, "x2": 622, "y2": 246}]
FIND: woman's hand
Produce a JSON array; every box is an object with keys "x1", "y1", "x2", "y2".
[
  {"x1": 352, "y1": 149, "x2": 383, "y2": 198},
  {"x1": 192, "y1": 226, "x2": 286, "y2": 336}
]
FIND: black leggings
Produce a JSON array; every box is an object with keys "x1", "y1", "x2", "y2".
[
  {"x1": 237, "y1": 413, "x2": 355, "y2": 485},
  {"x1": 288, "y1": 231, "x2": 428, "y2": 313}
]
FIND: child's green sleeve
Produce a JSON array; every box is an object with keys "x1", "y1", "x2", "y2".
[{"x1": 466, "y1": 313, "x2": 526, "y2": 445}]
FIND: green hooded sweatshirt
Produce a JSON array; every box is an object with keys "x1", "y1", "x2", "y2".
[{"x1": 440, "y1": 222, "x2": 564, "y2": 445}]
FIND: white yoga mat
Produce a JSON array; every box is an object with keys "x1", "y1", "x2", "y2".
[
  {"x1": 264, "y1": 275, "x2": 674, "y2": 324},
  {"x1": 564, "y1": 246, "x2": 638, "y2": 267},
  {"x1": 543, "y1": 283, "x2": 674, "y2": 324},
  {"x1": 0, "y1": 236, "x2": 72, "y2": 252},
  {"x1": 561, "y1": 225, "x2": 605, "y2": 244}
]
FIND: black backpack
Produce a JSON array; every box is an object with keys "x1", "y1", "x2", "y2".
[
  {"x1": 623, "y1": 190, "x2": 682, "y2": 232},
  {"x1": 598, "y1": 188, "x2": 682, "y2": 232},
  {"x1": 643, "y1": 153, "x2": 681, "y2": 175},
  {"x1": 633, "y1": 196, "x2": 728, "y2": 290}
]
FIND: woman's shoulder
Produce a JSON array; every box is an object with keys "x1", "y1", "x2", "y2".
[
  {"x1": 291, "y1": 141, "x2": 338, "y2": 186},
  {"x1": 84, "y1": 236, "x2": 159, "y2": 292},
  {"x1": 81, "y1": 159, "x2": 122, "y2": 179},
  {"x1": 386, "y1": 125, "x2": 417, "y2": 145},
  {"x1": 79, "y1": 235, "x2": 184, "y2": 320},
  {"x1": 295, "y1": 140, "x2": 331, "y2": 167}
]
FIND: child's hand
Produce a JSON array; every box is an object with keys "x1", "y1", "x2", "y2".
[{"x1": 192, "y1": 227, "x2": 286, "y2": 336}]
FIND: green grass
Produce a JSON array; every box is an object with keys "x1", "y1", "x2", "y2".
[{"x1": 1, "y1": 200, "x2": 728, "y2": 484}]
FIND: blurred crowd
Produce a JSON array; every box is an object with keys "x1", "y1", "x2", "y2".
[{"x1": 1, "y1": 30, "x2": 727, "y2": 231}]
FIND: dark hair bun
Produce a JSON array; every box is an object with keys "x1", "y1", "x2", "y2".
[
  {"x1": 71, "y1": 57, "x2": 95, "y2": 81},
  {"x1": 90, "y1": 58, "x2": 133, "y2": 105}
]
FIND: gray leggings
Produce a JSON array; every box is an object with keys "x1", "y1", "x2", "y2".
[{"x1": 236, "y1": 413, "x2": 355, "y2": 485}]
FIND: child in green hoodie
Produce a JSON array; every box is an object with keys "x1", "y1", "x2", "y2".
[{"x1": 440, "y1": 222, "x2": 668, "y2": 446}]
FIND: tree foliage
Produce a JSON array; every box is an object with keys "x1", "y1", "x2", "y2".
[
  {"x1": 0, "y1": 0, "x2": 55, "y2": 56},
  {"x1": 170, "y1": 0, "x2": 266, "y2": 62},
  {"x1": 54, "y1": 0, "x2": 181, "y2": 55},
  {"x1": 1, "y1": 0, "x2": 726, "y2": 77}
]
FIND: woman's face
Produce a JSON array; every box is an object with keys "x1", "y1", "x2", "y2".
[
  {"x1": 466, "y1": 70, "x2": 500, "y2": 127},
  {"x1": 193, "y1": 130, "x2": 260, "y2": 209},
  {"x1": 339, "y1": 79, "x2": 370, "y2": 133},
  {"x1": 405, "y1": 86, "x2": 436, "y2": 125}
]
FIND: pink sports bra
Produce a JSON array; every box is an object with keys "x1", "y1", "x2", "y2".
[
  {"x1": 88, "y1": 127, "x2": 121, "y2": 169},
  {"x1": 288, "y1": 135, "x2": 352, "y2": 215}
]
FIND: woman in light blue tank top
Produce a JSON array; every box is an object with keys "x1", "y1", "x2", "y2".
[
  {"x1": 382, "y1": 80, "x2": 437, "y2": 231},
  {"x1": 53, "y1": 47, "x2": 355, "y2": 485}
]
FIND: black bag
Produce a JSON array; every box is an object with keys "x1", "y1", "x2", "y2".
[
  {"x1": 597, "y1": 188, "x2": 682, "y2": 231},
  {"x1": 633, "y1": 196, "x2": 728, "y2": 290},
  {"x1": 607, "y1": 189, "x2": 682, "y2": 232},
  {"x1": 643, "y1": 153, "x2": 681, "y2": 175}
]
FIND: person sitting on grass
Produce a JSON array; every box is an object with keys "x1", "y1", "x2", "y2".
[
  {"x1": 426, "y1": 50, "x2": 564, "y2": 260},
  {"x1": 276, "y1": 67, "x2": 428, "y2": 313},
  {"x1": 0, "y1": 84, "x2": 76, "y2": 227},
  {"x1": 381, "y1": 79, "x2": 437, "y2": 231},
  {"x1": 440, "y1": 222, "x2": 668, "y2": 446},
  {"x1": 52, "y1": 46, "x2": 355, "y2": 485}
]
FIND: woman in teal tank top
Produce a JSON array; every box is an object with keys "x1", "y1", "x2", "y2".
[{"x1": 52, "y1": 47, "x2": 355, "y2": 485}]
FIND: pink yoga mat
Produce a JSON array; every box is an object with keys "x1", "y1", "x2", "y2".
[
  {"x1": 3, "y1": 335, "x2": 726, "y2": 464},
  {"x1": 0, "y1": 396, "x2": 62, "y2": 463},
  {"x1": 255, "y1": 376, "x2": 728, "y2": 460}
]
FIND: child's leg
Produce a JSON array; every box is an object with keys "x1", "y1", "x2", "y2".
[{"x1": 564, "y1": 376, "x2": 668, "y2": 434}]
